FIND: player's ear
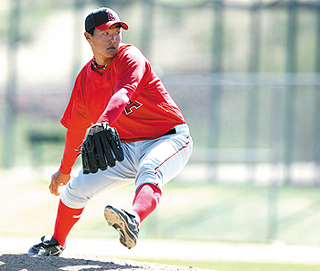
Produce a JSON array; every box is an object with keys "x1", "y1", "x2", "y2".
[{"x1": 84, "y1": 32, "x2": 92, "y2": 43}]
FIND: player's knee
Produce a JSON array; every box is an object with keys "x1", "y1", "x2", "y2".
[{"x1": 60, "y1": 182, "x2": 89, "y2": 209}]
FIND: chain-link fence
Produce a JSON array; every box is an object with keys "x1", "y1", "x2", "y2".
[
  {"x1": 1, "y1": 0, "x2": 319, "y2": 177},
  {"x1": 1, "y1": 0, "x2": 320, "y2": 245}
]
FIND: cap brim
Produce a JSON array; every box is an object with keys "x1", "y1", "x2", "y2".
[{"x1": 96, "y1": 21, "x2": 129, "y2": 31}]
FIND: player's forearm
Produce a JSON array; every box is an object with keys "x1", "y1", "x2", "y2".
[
  {"x1": 59, "y1": 128, "x2": 87, "y2": 174},
  {"x1": 97, "y1": 88, "x2": 133, "y2": 125}
]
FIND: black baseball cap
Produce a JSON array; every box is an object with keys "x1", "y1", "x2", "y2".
[{"x1": 85, "y1": 7, "x2": 129, "y2": 32}]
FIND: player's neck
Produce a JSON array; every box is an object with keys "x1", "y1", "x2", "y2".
[{"x1": 92, "y1": 57, "x2": 108, "y2": 70}]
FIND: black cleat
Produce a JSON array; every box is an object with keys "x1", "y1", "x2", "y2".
[
  {"x1": 28, "y1": 235, "x2": 65, "y2": 256},
  {"x1": 104, "y1": 205, "x2": 139, "y2": 249}
]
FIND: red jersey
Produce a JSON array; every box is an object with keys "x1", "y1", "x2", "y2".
[{"x1": 61, "y1": 43, "x2": 185, "y2": 142}]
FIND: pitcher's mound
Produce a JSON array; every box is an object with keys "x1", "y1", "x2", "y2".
[{"x1": 0, "y1": 253, "x2": 213, "y2": 271}]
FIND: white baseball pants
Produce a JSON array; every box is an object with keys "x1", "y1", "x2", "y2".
[{"x1": 60, "y1": 124, "x2": 193, "y2": 209}]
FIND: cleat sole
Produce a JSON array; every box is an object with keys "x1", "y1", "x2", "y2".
[{"x1": 104, "y1": 207, "x2": 137, "y2": 249}]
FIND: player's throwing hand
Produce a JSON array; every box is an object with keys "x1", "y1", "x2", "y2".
[{"x1": 49, "y1": 171, "x2": 70, "y2": 196}]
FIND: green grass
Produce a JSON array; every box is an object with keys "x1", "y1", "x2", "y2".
[
  {"x1": 70, "y1": 181, "x2": 320, "y2": 247},
  {"x1": 2, "y1": 172, "x2": 320, "y2": 247},
  {"x1": 131, "y1": 258, "x2": 320, "y2": 271}
]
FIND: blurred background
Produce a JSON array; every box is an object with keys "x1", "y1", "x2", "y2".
[{"x1": 1, "y1": 0, "x2": 320, "y2": 253}]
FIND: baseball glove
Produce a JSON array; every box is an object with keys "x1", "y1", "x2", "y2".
[{"x1": 81, "y1": 123, "x2": 124, "y2": 174}]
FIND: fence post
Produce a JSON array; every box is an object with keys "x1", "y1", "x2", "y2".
[
  {"x1": 2, "y1": 0, "x2": 21, "y2": 169},
  {"x1": 313, "y1": 5, "x2": 320, "y2": 184},
  {"x1": 208, "y1": 0, "x2": 224, "y2": 181},
  {"x1": 71, "y1": 0, "x2": 86, "y2": 81},
  {"x1": 245, "y1": 0, "x2": 262, "y2": 183},
  {"x1": 248, "y1": 0, "x2": 261, "y2": 73},
  {"x1": 140, "y1": 0, "x2": 154, "y2": 60},
  {"x1": 212, "y1": 0, "x2": 224, "y2": 73},
  {"x1": 283, "y1": 0, "x2": 298, "y2": 184}
]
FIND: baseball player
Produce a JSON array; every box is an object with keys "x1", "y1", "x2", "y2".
[{"x1": 28, "y1": 7, "x2": 193, "y2": 256}]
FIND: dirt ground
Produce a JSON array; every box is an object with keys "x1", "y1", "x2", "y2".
[{"x1": 0, "y1": 253, "x2": 212, "y2": 271}]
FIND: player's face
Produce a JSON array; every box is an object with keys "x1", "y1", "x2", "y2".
[{"x1": 85, "y1": 24, "x2": 122, "y2": 65}]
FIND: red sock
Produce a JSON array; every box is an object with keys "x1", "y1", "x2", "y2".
[
  {"x1": 52, "y1": 199, "x2": 84, "y2": 246},
  {"x1": 130, "y1": 183, "x2": 162, "y2": 225}
]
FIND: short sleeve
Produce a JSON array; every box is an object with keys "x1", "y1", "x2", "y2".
[{"x1": 60, "y1": 71, "x2": 92, "y2": 130}]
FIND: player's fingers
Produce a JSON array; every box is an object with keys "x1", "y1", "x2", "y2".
[
  {"x1": 49, "y1": 183, "x2": 53, "y2": 194},
  {"x1": 49, "y1": 178, "x2": 61, "y2": 196},
  {"x1": 49, "y1": 181, "x2": 56, "y2": 195},
  {"x1": 49, "y1": 181, "x2": 57, "y2": 196},
  {"x1": 89, "y1": 124, "x2": 103, "y2": 135}
]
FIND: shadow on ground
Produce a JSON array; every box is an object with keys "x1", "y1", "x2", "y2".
[
  {"x1": 0, "y1": 253, "x2": 140, "y2": 271},
  {"x1": 0, "y1": 253, "x2": 207, "y2": 271}
]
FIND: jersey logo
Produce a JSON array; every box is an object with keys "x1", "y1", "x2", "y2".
[{"x1": 125, "y1": 100, "x2": 142, "y2": 115}]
